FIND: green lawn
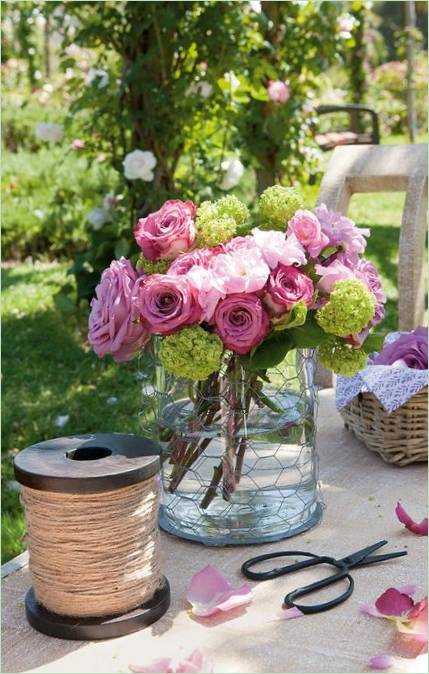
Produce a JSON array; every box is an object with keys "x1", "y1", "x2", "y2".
[{"x1": 1, "y1": 263, "x2": 143, "y2": 562}]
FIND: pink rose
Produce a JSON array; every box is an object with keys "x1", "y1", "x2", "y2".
[
  {"x1": 213, "y1": 293, "x2": 270, "y2": 355},
  {"x1": 88, "y1": 258, "x2": 149, "y2": 362},
  {"x1": 168, "y1": 247, "x2": 215, "y2": 275},
  {"x1": 222, "y1": 235, "x2": 257, "y2": 254},
  {"x1": 186, "y1": 266, "x2": 225, "y2": 322},
  {"x1": 267, "y1": 80, "x2": 290, "y2": 104},
  {"x1": 134, "y1": 274, "x2": 202, "y2": 335},
  {"x1": 134, "y1": 200, "x2": 196, "y2": 261},
  {"x1": 252, "y1": 228, "x2": 306, "y2": 269},
  {"x1": 314, "y1": 258, "x2": 356, "y2": 294},
  {"x1": 264, "y1": 264, "x2": 314, "y2": 315},
  {"x1": 211, "y1": 248, "x2": 270, "y2": 294},
  {"x1": 287, "y1": 209, "x2": 329, "y2": 258}
]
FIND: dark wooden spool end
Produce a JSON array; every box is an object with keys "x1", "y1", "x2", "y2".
[{"x1": 14, "y1": 433, "x2": 171, "y2": 639}]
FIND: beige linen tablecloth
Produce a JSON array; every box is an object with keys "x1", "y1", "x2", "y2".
[{"x1": 2, "y1": 389, "x2": 427, "y2": 674}]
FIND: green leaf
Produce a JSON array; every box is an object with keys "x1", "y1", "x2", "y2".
[
  {"x1": 249, "y1": 331, "x2": 294, "y2": 371},
  {"x1": 271, "y1": 301, "x2": 307, "y2": 331},
  {"x1": 362, "y1": 331, "x2": 387, "y2": 354},
  {"x1": 288, "y1": 312, "x2": 330, "y2": 348}
]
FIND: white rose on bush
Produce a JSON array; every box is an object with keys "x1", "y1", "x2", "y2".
[
  {"x1": 88, "y1": 208, "x2": 111, "y2": 230},
  {"x1": 85, "y1": 67, "x2": 109, "y2": 89},
  {"x1": 186, "y1": 81, "x2": 213, "y2": 98},
  {"x1": 219, "y1": 156, "x2": 245, "y2": 190},
  {"x1": 223, "y1": 70, "x2": 240, "y2": 93},
  {"x1": 123, "y1": 150, "x2": 157, "y2": 181},
  {"x1": 35, "y1": 123, "x2": 64, "y2": 143}
]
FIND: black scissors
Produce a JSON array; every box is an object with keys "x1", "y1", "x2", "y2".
[{"x1": 241, "y1": 540, "x2": 407, "y2": 615}]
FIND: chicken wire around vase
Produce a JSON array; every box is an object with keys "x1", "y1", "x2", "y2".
[{"x1": 139, "y1": 346, "x2": 322, "y2": 545}]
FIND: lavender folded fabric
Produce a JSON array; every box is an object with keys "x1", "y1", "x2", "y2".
[{"x1": 336, "y1": 330, "x2": 428, "y2": 413}]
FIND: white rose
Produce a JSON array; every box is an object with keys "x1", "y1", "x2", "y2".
[
  {"x1": 249, "y1": 1, "x2": 262, "y2": 12},
  {"x1": 35, "y1": 123, "x2": 64, "y2": 143},
  {"x1": 85, "y1": 67, "x2": 109, "y2": 89},
  {"x1": 123, "y1": 149, "x2": 157, "y2": 181},
  {"x1": 87, "y1": 208, "x2": 110, "y2": 230},
  {"x1": 219, "y1": 156, "x2": 245, "y2": 191},
  {"x1": 103, "y1": 193, "x2": 124, "y2": 209},
  {"x1": 223, "y1": 70, "x2": 240, "y2": 93},
  {"x1": 337, "y1": 13, "x2": 358, "y2": 39}
]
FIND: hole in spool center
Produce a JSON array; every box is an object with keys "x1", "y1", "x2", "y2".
[{"x1": 66, "y1": 447, "x2": 112, "y2": 461}]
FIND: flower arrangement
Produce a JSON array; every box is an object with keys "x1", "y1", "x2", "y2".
[
  {"x1": 88, "y1": 187, "x2": 385, "y2": 528},
  {"x1": 88, "y1": 186, "x2": 385, "y2": 379}
]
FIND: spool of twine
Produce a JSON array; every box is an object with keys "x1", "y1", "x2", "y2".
[{"x1": 22, "y1": 479, "x2": 161, "y2": 618}]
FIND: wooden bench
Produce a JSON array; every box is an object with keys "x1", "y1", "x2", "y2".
[
  {"x1": 316, "y1": 143, "x2": 428, "y2": 387},
  {"x1": 315, "y1": 104, "x2": 380, "y2": 151}
]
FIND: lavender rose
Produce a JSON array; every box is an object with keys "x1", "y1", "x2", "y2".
[
  {"x1": 134, "y1": 199, "x2": 196, "y2": 261},
  {"x1": 213, "y1": 293, "x2": 269, "y2": 355},
  {"x1": 134, "y1": 274, "x2": 202, "y2": 335},
  {"x1": 357, "y1": 258, "x2": 386, "y2": 326},
  {"x1": 372, "y1": 327, "x2": 428, "y2": 370},
  {"x1": 88, "y1": 258, "x2": 149, "y2": 362},
  {"x1": 264, "y1": 264, "x2": 314, "y2": 315}
]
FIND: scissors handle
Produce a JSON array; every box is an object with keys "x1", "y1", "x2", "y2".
[
  {"x1": 242, "y1": 551, "x2": 323, "y2": 581},
  {"x1": 285, "y1": 570, "x2": 354, "y2": 614}
]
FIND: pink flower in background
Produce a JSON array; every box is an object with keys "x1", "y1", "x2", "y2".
[
  {"x1": 168, "y1": 248, "x2": 215, "y2": 276},
  {"x1": 372, "y1": 329, "x2": 428, "y2": 371},
  {"x1": 264, "y1": 264, "x2": 314, "y2": 315},
  {"x1": 186, "y1": 565, "x2": 252, "y2": 618},
  {"x1": 395, "y1": 502, "x2": 428, "y2": 535},
  {"x1": 287, "y1": 209, "x2": 329, "y2": 258},
  {"x1": 314, "y1": 204, "x2": 369, "y2": 262},
  {"x1": 70, "y1": 138, "x2": 85, "y2": 150},
  {"x1": 214, "y1": 293, "x2": 270, "y2": 354},
  {"x1": 315, "y1": 259, "x2": 356, "y2": 294},
  {"x1": 129, "y1": 649, "x2": 213, "y2": 673},
  {"x1": 135, "y1": 200, "x2": 196, "y2": 261},
  {"x1": 267, "y1": 80, "x2": 290, "y2": 103},
  {"x1": 252, "y1": 229, "x2": 307, "y2": 269},
  {"x1": 134, "y1": 274, "x2": 202, "y2": 335},
  {"x1": 211, "y1": 248, "x2": 270, "y2": 294},
  {"x1": 88, "y1": 258, "x2": 150, "y2": 362}
]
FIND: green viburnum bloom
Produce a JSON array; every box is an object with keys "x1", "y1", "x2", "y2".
[
  {"x1": 136, "y1": 257, "x2": 170, "y2": 275},
  {"x1": 258, "y1": 185, "x2": 303, "y2": 230},
  {"x1": 319, "y1": 338, "x2": 368, "y2": 376},
  {"x1": 196, "y1": 196, "x2": 249, "y2": 247},
  {"x1": 316, "y1": 279, "x2": 375, "y2": 337},
  {"x1": 159, "y1": 326, "x2": 223, "y2": 381}
]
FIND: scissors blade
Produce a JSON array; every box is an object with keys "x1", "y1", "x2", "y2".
[{"x1": 340, "y1": 541, "x2": 388, "y2": 567}]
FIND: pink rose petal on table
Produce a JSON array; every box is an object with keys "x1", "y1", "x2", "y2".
[
  {"x1": 369, "y1": 655, "x2": 395, "y2": 670},
  {"x1": 186, "y1": 565, "x2": 252, "y2": 617},
  {"x1": 395, "y1": 502, "x2": 428, "y2": 536},
  {"x1": 270, "y1": 606, "x2": 305, "y2": 621},
  {"x1": 361, "y1": 586, "x2": 417, "y2": 619},
  {"x1": 375, "y1": 588, "x2": 415, "y2": 617}
]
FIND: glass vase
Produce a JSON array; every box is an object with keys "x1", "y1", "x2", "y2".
[{"x1": 140, "y1": 345, "x2": 322, "y2": 545}]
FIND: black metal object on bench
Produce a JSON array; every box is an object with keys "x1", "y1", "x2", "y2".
[{"x1": 315, "y1": 104, "x2": 380, "y2": 151}]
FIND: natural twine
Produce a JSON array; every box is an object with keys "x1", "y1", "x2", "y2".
[{"x1": 22, "y1": 479, "x2": 162, "y2": 618}]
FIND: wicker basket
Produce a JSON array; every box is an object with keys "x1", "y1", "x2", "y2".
[{"x1": 340, "y1": 386, "x2": 428, "y2": 466}]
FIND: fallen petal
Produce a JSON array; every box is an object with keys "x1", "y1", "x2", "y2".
[
  {"x1": 399, "y1": 585, "x2": 417, "y2": 597},
  {"x1": 272, "y1": 606, "x2": 305, "y2": 621},
  {"x1": 375, "y1": 588, "x2": 415, "y2": 617},
  {"x1": 368, "y1": 654, "x2": 395, "y2": 670},
  {"x1": 186, "y1": 565, "x2": 252, "y2": 617},
  {"x1": 395, "y1": 502, "x2": 428, "y2": 536}
]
